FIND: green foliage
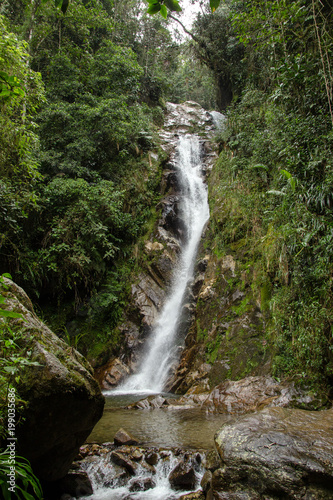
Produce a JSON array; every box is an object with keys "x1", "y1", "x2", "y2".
[
  {"x1": 191, "y1": 5, "x2": 245, "y2": 109},
  {"x1": 38, "y1": 96, "x2": 152, "y2": 179},
  {"x1": 0, "y1": 449, "x2": 43, "y2": 500},
  {"x1": 35, "y1": 178, "x2": 138, "y2": 298},
  {"x1": 211, "y1": 77, "x2": 333, "y2": 387},
  {"x1": 0, "y1": 16, "x2": 45, "y2": 280},
  {"x1": 88, "y1": 41, "x2": 143, "y2": 98},
  {"x1": 167, "y1": 49, "x2": 217, "y2": 109},
  {"x1": 147, "y1": 0, "x2": 182, "y2": 17}
]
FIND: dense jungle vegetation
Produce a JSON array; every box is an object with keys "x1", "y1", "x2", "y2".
[{"x1": 0, "y1": 0, "x2": 333, "y2": 405}]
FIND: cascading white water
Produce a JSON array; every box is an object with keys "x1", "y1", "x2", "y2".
[
  {"x1": 117, "y1": 134, "x2": 210, "y2": 394},
  {"x1": 81, "y1": 449, "x2": 205, "y2": 500}
]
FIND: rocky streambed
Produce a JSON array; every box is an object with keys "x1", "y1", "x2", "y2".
[
  {"x1": 51, "y1": 378, "x2": 333, "y2": 500},
  {"x1": 68, "y1": 440, "x2": 207, "y2": 499},
  {"x1": 56, "y1": 400, "x2": 333, "y2": 500}
]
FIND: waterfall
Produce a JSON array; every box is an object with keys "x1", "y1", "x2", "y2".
[{"x1": 116, "y1": 134, "x2": 209, "y2": 394}]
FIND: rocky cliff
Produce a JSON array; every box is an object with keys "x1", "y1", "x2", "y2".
[{"x1": 96, "y1": 101, "x2": 220, "y2": 390}]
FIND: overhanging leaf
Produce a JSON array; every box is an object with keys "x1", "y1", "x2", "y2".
[
  {"x1": 3, "y1": 366, "x2": 17, "y2": 374},
  {"x1": 164, "y1": 0, "x2": 182, "y2": 12},
  {"x1": 160, "y1": 4, "x2": 168, "y2": 18},
  {"x1": 147, "y1": 2, "x2": 161, "y2": 14},
  {"x1": 210, "y1": 0, "x2": 220, "y2": 12}
]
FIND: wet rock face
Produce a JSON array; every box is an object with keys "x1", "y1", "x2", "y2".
[
  {"x1": 1, "y1": 279, "x2": 104, "y2": 482},
  {"x1": 131, "y1": 273, "x2": 166, "y2": 328},
  {"x1": 95, "y1": 357, "x2": 130, "y2": 390},
  {"x1": 167, "y1": 249, "x2": 271, "y2": 394},
  {"x1": 202, "y1": 376, "x2": 287, "y2": 414},
  {"x1": 161, "y1": 101, "x2": 217, "y2": 138},
  {"x1": 148, "y1": 376, "x2": 327, "y2": 417},
  {"x1": 214, "y1": 407, "x2": 333, "y2": 499}
]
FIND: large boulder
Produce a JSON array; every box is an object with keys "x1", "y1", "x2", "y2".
[
  {"x1": 1, "y1": 279, "x2": 104, "y2": 482},
  {"x1": 214, "y1": 406, "x2": 333, "y2": 499}
]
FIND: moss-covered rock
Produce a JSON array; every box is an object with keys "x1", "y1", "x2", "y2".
[{"x1": 1, "y1": 278, "x2": 104, "y2": 482}]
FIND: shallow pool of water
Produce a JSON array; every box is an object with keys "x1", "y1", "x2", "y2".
[{"x1": 87, "y1": 394, "x2": 231, "y2": 450}]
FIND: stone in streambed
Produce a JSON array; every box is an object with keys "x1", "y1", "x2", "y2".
[
  {"x1": 114, "y1": 428, "x2": 139, "y2": 446},
  {"x1": 127, "y1": 394, "x2": 168, "y2": 409},
  {"x1": 110, "y1": 451, "x2": 137, "y2": 475},
  {"x1": 131, "y1": 449, "x2": 144, "y2": 461},
  {"x1": 56, "y1": 471, "x2": 93, "y2": 497},
  {"x1": 169, "y1": 461, "x2": 196, "y2": 490},
  {"x1": 200, "y1": 470, "x2": 212, "y2": 493},
  {"x1": 145, "y1": 450, "x2": 159, "y2": 466},
  {"x1": 178, "y1": 492, "x2": 205, "y2": 500},
  {"x1": 129, "y1": 477, "x2": 156, "y2": 492}
]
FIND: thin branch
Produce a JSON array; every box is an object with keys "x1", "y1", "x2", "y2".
[{"x1": 168, "y1": 13, "x2": 200, "y2": 42}]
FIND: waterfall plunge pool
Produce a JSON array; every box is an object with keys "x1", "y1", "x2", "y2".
[
  {"x1": 87, "y1": 393, "x2": 231, "y2": 450},
  {"x1": 81, "y1": 394, "x2": 230, "y2": 499}
]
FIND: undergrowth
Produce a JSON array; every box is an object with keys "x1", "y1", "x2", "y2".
[{"x1": 210, "y1": 88, "x2": 333, "y2": 391}]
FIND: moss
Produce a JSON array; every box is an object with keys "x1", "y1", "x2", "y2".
[
  {"x1": 231, "y1": 296, "x2": 252, "y2": 316},
  {"x1": 260, "y1": 282, "x2": 272, "y2": 312}
]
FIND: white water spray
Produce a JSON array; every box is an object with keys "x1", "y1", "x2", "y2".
[{"x1": 117, "y1": 135, "x2": 209, "y2": 394}]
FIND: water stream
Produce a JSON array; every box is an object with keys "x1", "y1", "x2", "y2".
[
  {"x1": 83, "y1": 395, "x2": 231, "y2": 500},
  {"x1": 87, "y1": 395, "x2": 231, "y2": 449},
  {"x1": 79, "y1": 133, "x2": 213, "y2": 499},
  {"x1": 115, "y1": 134, "x2": 210, "y2": 394}
]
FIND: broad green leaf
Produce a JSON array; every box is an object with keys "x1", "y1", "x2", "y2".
[
  {"x1": 54, "y1": 0, "x2": 62, "y2": 7},
  {"x1": 280, "y1": 169, "x2": 292, "y2": 180},
  {"x1": 147, "y1": 2, "x2": 161, "y2": 14},
  {"x1": 13, "y1": 87, "x2": 25, "y2": 97},
  {"x1": 164, "y1": 0, "x2": 182, "y2": 12},
  {"x1": 14, "y1": 486, "x2": 37, "y2": 500},
  {"x1": 3, "y1": 366, "x2": 17, "y2": 374},
  {"x1": 210, "y1": 0, "x2": 220, "y2": 12},
  {"x1": 280, "y1": 169, "x2": 296, "y2": 191},
  {"x1": 160, "y1": 4, "x2": 168, "y2": 18},
  {"x1": 0, "y1": 309, "x2": 23, "y2": 318}
]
